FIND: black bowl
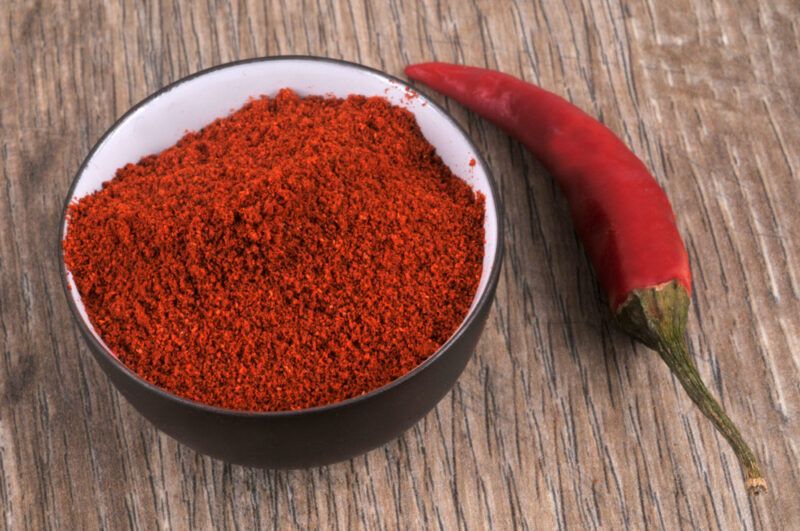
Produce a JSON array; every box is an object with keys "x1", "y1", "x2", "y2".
[{"x1": 59, "y1": 56, "x2": 504, "y2": 468}]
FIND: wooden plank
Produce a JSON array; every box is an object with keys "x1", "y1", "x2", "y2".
[{"x1": 0, "y1": 0, "x2": 797, "y2": 528}]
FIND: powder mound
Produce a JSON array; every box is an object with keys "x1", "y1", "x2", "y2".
[{"x1": 64, "y1": 89, "x2": 485, "y2": 411}]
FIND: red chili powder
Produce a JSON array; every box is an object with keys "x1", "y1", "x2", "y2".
[{"x1": 64, "y1": 89, "x2": 485, "y2": 411}]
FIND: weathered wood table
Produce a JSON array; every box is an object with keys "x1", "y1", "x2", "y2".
[{"x1": 1, "y1": 1, "x2": 798, "y2": 529}]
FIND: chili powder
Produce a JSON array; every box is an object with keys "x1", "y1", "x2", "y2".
[{"x1": 64, "y1": 89, "x2": 485, "y2": 411}]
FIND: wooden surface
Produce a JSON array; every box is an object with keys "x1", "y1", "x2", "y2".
[{"x1": 1, "y1": 0, "x2": 798, "y2": 529}]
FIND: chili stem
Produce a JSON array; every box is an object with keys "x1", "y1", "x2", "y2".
[
  {"x1": 656, "y1": 334, "x2": 766, "y2": 494},
  {"x1": 616, "y1": 281, "x2": 766, "y2": 494}
]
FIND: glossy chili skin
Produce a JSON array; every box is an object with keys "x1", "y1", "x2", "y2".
[{"x1": 405, "y1": 63, "x2": 691, "y2": 311}]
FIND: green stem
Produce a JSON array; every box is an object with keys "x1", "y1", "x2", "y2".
[{"x1": 616, "y1": 281, "x2": 766, "y2": 495}]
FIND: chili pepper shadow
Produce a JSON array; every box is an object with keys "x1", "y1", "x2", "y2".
[{"x1": 488, "y1": 129, "x2": 642, "y2": 400}]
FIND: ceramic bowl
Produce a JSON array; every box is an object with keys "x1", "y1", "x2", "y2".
[{"x1": 60, "y1": 56, "x2": 503, "y2": 468}]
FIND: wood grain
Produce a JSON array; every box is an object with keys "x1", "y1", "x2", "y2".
[{"x1": 1, "y1": 0, "x2": 798, "y2": 529}]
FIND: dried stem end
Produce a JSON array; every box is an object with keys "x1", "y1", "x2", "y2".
[{"x1": 615, "y1": 281, "x2": 766, "y2": 495}]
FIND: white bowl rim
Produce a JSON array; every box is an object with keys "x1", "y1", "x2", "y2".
[{"x1": 58, "y1": 55, "x2": 505, "y2": 417}]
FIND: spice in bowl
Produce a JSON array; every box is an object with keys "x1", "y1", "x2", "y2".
[{"x1": 63, "y1": 89, "x2": 485, "y2": 412}]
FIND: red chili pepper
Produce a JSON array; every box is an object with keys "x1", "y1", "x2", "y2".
[{"x1": 406, "y1": 62, "x2": 765, "y2": 494}]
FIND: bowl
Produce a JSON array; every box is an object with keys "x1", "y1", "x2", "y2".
[{"x1": 59, "y1": 56, "x2": 503, "y2": 468}]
